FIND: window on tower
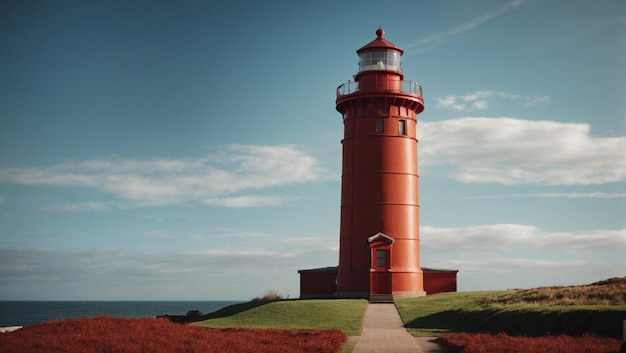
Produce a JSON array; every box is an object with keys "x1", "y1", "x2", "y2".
[
  {"x1": 376, "y1": 118, "x2": 384, "y2": 133},
  {"x1": 358, "y1": 51, "x2": 402, "y2": 72},
  {"x1": 399, "y1": 120, "x2": 406, "y2": 135}
]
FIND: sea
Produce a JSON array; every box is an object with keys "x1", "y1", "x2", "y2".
[{"x1": 0, "y1": 301, "x2": 243, "y2": 327}]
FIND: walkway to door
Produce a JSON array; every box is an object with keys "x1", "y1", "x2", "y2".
[{"x1": 350, "y1": 303, "x2": 450, "y2": 353}]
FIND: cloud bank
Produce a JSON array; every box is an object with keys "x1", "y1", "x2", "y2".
[
  {"x1": 436, "y1": 90, "x2": 550, "y2": 112},
  {"x1": 471, "y1": 192, "x2": 626, "y2": 199},
  {"x1": 0, "y1": 145, "x2": 326, "y2": 208},
  {"x1": 2, "y1": 224, "x2": 622, "y2": 299},
  {"x1": 420, "y1": 224, "x2": 625, "y2": 290},
  {"x1": 421, "y1": 224, "x2": 626, "y2": 253},
  {"x1": 1, "y1": 119, "x2": 623, "y2": 210},
  {"x1": 419, "y1": 117, "x2": 626, "y2": 185},
  {"x1": 0, "y1": 231, "x2": 340, "y2": 300}
]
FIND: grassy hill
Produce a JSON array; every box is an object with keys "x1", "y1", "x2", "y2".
[
  {"x1": 190, "y1": 277, "x2": 625, "y2": 341},
  {"x1": 395, "y1": 277, "x2": 626, "y2": 338},
  {"x1": 192, "y1": 299, "x2": 368, "y2": 336}
]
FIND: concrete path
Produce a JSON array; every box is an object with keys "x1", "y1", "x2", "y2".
[{"x1": 351, "y1": 303, "x2": 450, "y2": 353}]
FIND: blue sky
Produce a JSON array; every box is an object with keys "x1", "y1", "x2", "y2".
[{"x1": 1, "y1": 0, "x2": 624, "y2": 300}]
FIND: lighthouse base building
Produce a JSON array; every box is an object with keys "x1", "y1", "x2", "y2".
[
  {"x1": 298, "y1": 266, "x2": 458, "y2": 299},
  {"x1": 299, "y1": 28, "x2": 457, "y2": 300}
]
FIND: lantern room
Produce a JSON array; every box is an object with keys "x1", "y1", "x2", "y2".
[{"x1": 357, "y1": 28, "x2": 403, "y2": 74}]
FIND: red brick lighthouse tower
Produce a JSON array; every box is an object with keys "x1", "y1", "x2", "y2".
[{"x1": 336, "y1": 28, "x2": 425, "y2": 299}]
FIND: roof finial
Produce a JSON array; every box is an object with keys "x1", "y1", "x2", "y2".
[{"x1": 376, "y1": 27, "x2": 384, "y2": 38}]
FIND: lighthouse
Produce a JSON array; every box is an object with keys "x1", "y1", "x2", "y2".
[
  {"x1": 335, "y1": 28, "x2": 425, "y2": 299},
  {"x1": 297, "y1": 29, "x2": 457, "y2": 300}
]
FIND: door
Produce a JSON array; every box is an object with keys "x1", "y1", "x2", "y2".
[{"x1": 371, "y1": 249, "x2": 391, "y2": 294}]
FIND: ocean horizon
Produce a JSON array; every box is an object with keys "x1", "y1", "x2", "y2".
[{"x1": 0, "y1": 300, "x2": 243, "y2": 327}]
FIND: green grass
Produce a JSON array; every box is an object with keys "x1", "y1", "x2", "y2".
[
  {"x1": 190, "y1": 278, "x2": 626, "y2": 347},
  {"x1": 193, "y1": 299, "x2": 368, "y2": 336},
  {"x1": 487, "y1": 277, "x2": 626, "y2": 306},
  {"x1": 337, "y1": 340, "x2": 356, "y2": 353},
  {"x1": 395, "y1": 291, "x2": 500, "y2": 336},
  {"x1": 395, "y1": 291, "x2": 626, "y2": 338}
]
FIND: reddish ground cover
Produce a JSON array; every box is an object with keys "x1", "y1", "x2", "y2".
[
  {"x1": 0, "y1": 316, "x2": 346, "y2": 353},
  {"x1": 440, "y1": 332, "x2": 622, "y2": 353}
]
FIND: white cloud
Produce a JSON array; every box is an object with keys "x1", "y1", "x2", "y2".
[
  {"x1": 419, "y1": 117, "x2": 626, "y2": 185},
  {"x1": 284, "y1": 235, "x2": 340, "y2": 252},
  {"x1": 420, "y1": 224, "x2": 626, "y2": 290},
  {"x1": 181, "y1": 249, "x2": 286, "y2": 258},
  {"x1": 421, "y1": 224, "x2": 626, "y2": 253},
  {"x1": 0, "y1": 232, "x2": 340, "y2": 300},
  {"x1": 439, "y1": 258, "x2": 622, "y2": 290},
  {"x1": 202, "y1": 195, "x2": 288, "y2": 208},
  {"x1": 511, "y1": 192, "x2": 626, "y2": 199},
  {"x1": 40, "y1": 202, "x2": 112, "y2": 212},
  {"x1": 435, "y1": 96, "x2": 465, "y2": 111},
  {"x1": 457, "y1": 192, "x2": 626, "y2": 200},
  {"x1": 2, "y1": 223, "x2": 622, "y2": 298},
  {"x1": 0, "y1": 144, "x2": 327, "y2": 208},
  {"x1": 406, "y1": 0, "x2": 524, "y2": 51},
  {"x1": 435, "y1": 90, "x2": 549, "y2": 112}
]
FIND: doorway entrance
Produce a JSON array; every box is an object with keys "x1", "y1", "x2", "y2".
[
  {"x1": 371, "y1": 248, "x2": 391, "y2": 294},
  {"x1": 368, "y1": 232, "x2": 394, "y2": 295}
]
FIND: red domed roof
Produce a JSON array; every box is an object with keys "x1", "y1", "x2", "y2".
[{"x1": 357, "y1": 27, "x2": 403, "y2": 55}]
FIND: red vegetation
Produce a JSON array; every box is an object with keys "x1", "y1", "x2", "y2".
[
  {"x1": 440, "y1": 332, "x2": 622, "y2": 353},
  {"x1": 0, "y1": 316, "x2": 346, "y2": 353}
]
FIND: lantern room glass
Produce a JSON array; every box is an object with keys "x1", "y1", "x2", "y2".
[{"x1": 358, "y1": 51, "x2": 402, "y2": 72}]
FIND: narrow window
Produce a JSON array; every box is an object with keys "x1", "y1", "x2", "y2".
[
  {"x1": 376, "y1": 250, "x2": 387, "y2": 267},
  {"x1": 376, "y1": 118, "x2": 384, "y2": 133},
  {"x1": 398, "y1": 120, "x2": 406, "y2": 135}
]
